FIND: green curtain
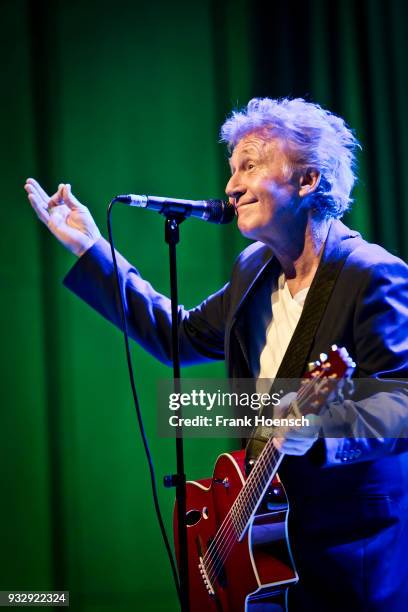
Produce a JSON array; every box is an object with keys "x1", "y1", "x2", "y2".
[
  {"x1": 1, "y1": 0, "x2": 406, "y2": 610},
  {"x1": 251, "y1": 0, "x2": 408, "y2": 259},
  {"x1": 2, "y1": 1, "x2": 251, "y2": 610}
]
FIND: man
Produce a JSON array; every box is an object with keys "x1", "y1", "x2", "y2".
[{"x1": 25, "y1": 98, "x2": 408, "y2": 610}]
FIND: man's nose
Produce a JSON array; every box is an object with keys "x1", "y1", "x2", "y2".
[{"x1": 225, "y1": 174, "x2": 245, "y2": 203}]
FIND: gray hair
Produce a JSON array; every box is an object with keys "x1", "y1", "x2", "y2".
[{"x1": 220, "y1": 97, "x2": 361, "y2": 219}]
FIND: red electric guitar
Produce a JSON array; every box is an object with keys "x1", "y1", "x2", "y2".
[{"x1": 174, "y1": 345, "x2": 355, "y2": 611}]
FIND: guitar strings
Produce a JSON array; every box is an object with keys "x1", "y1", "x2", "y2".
[
  {"x1": 202, "y1": 372, "x2": 325, "y2": 575},
  {"x1": 202, "y1": 444, "x2": 279, "y2": 581},
  {"x1": 205, "y1": 432, "x2": 302, "y2": 584},
  {"x1": 230, "y1": 373, "x2": 330, "y2": 528},
  {"x1": 202, "y1": 372, "x2": 328, "y2": 584},
  {"x1": 205, "y1": 440, "x2": 285, "y2": 584},
  {"x1": 224, "y1": 373, "x2": 325, "y2": 532},
  {"x1": 206, "y1": 369, "x2": 343, "y2": 584},
  {"x1": 228, "y1": 370, "x2": 332, "y2": 528},
  {"x1": 206, "y1": 445, "x2": 285, "y2": 584},
  {"x1": 205, "y1": 367, "x2": 347, "y2": 584}
]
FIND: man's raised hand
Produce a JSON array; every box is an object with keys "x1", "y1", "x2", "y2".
[{"x1": 24, "y1": 178, "x2": 101, "y2": 257}]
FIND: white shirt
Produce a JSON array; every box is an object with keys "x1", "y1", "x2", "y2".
[{"x1": 255, "y1": 272, "x2": 309, "y2": 391}]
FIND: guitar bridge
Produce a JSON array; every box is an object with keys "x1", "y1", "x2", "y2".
[{"x1": 198, "y1": 557, "x2": 215, "y2": 596}]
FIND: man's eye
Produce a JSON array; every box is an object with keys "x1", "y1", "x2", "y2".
[{"x1": 247, "y1": 163, "x2": 255, "y2": 170}]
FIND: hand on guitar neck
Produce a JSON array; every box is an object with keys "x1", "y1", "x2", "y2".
[
  {"x1": 174, "y1": 346, "x2": 355, "y2": 611},
  {"x1": 271, "y1": 391, "x2": 322, "y2": 456}
]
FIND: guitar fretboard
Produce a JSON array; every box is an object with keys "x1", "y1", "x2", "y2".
[{"x1": 230, "y1": 436, "x2": 283, "y2": 539}]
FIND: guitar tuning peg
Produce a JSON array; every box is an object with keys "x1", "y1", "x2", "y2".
[
  {"x1": 308, "y1": 360, "x2": 320, "y2": 371},
  {"x1": 319, "y1": 352, "x2": 328, "y2": 362}
]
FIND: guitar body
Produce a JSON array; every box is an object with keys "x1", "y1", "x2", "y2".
[
  {"x1": 174, "y1": 449, "x2": 298, "y2": 611},
  {"x1": 174, "y1": 347, "x2": 354, "y2": 610}
]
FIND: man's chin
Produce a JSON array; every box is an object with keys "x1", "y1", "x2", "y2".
[{"x1": 237, "y1": 217, "x2": 260, "y2": 241}]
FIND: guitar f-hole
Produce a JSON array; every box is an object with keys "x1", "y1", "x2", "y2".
[
  {"x1": 185, "y1": 509, "x2": 201, "y2": 526},
  {"x1": 186, "y1": 506, "x2": 210, "y2": 527}
]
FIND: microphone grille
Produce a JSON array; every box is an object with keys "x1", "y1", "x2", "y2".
[{"x1": 207, "y1": 200, "x2": 236, "y2": 224}]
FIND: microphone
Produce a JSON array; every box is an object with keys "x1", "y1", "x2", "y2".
[{"x1": 113, "y1": 194, "x2": 235, "y2": 224}]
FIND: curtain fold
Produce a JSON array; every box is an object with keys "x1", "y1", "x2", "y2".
[{"x1": 1, "y1": 1, "x2": 406, "y2": 610}]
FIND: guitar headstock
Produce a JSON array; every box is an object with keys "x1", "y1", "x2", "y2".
[
  {"x1": 305, "y1": 345, "x2": 355, "y2": 380},
  {"x1": 297, "y1": 345, "x2": 356, "y2": 414}
]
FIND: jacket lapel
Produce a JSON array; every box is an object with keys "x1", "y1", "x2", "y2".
[
  {"x1": 226, "y1": 221, "x2": 360, "y2": 378},
  {"x1": 226, "y1": 247, "x2": 276, "y2": 374},
  {"x1": 245, "y1": 220, "x2": 360, "y2": 462},
  {"x1": 274, "y1": 220, "x2": 360, "y2": 378}
]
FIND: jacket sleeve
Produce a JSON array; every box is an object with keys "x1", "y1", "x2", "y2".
[
  {"x1": 322, "y1": 254, "x2": 408, "y2": 466},
  {"x1": 63, "y1": 237, "x2": 230, "y2": 366}
]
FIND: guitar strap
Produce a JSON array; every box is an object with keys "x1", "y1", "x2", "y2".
[{"x1": 245, "y1": 232, "x2": 357, "y2": 465}]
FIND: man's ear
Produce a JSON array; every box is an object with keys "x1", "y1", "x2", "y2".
[{"x1": 299, "y1": 169, "x2": 321, "y2": 198}]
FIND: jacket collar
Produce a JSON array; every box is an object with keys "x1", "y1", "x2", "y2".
[{"x1": 227, "y1": 220, "x2": 360, "y2": 375}]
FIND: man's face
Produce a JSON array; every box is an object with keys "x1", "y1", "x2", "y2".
[{"x1": 225, "y1": 133, "x2": 301, "y2": 242}]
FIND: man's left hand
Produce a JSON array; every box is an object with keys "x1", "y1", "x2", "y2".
[{"x1": 272, "y1": 392, "x2": 321, "y2": 455}]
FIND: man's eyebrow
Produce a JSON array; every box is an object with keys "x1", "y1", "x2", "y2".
[{"x1": 228, "y1": 149, "x2": 259, "y2": 169}]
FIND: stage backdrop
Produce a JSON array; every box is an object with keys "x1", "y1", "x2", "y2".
[{"x1": 1, "y1": 0, "x2": 407, "y2": 610}]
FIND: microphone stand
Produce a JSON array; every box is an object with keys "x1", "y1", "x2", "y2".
[{"x1": 163, "y1": 214, "x2": 189, "y2": 612}]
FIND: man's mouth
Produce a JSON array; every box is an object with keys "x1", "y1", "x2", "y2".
[{"x1": 235, "y1": 200, "x2": 257, "y2": 210}]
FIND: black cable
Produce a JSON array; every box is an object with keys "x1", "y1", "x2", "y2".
[{"x1": 106, "y1": 200, "x2": 181, "y2": 604}]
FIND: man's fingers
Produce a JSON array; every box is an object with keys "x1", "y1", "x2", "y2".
[
  {"x1": 25, "y1": 178, "x2": 51, "y2": 203},
  {"x1": 26, "y1": 192, "x2": 50, "y2": 224},
  {"x1": 272, "y1": 437, "x2": 284, "y2": 452},
  {"x1": 48, "y1": 184, "x2": 66, "y2": 209},
  {"x1": 273, "y1": 391, "x2": 298, "y2": 419},
  {"x1": 24, "y1": 179, "x2": 84, "y2": 213},
  {"x1": 25, "y1": 180, "x2": 66, "y2": 225},
  {"x1": 25, "y1": 180, "x2": 49, "y2": 221},
  {"x1": 272, "y1": 413, "x2": 321, "y2": 455},
  {"x1": 25, "y1": 179, "x2": 56, "y2": 222},
  {"x1": 272, "y1": 434, "x2": 318, "y2": 455},
  {"x1": 62, "y1": 184, "x2": 86, "y2": 210},
  {"x1": 25, "y1": 180, "x2": 48, "y2": 206}
]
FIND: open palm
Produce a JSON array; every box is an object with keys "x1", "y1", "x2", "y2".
[{"x1": 24, "y1": 178, "x2": 101, "y2": 257}]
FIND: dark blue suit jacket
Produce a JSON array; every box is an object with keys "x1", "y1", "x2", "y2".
[{"x1": 64, "y1": 220, "x2": 408, "y2": 611}]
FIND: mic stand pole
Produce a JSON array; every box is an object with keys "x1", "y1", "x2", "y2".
[{"x1": 163, "y1": 214, "x2": 189, "y2": 612}]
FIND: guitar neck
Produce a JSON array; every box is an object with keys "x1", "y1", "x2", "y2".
[
  {"x1": 209, "y1": 346, "x2": 354, "y2": 572},
  {"x1": 230, "y1": 436, "x2": 284, "y2": 540}
]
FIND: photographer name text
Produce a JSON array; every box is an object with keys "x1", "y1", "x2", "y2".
[{"x1": 168, "y1": 414, "x2": 310, "y2": 428}]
